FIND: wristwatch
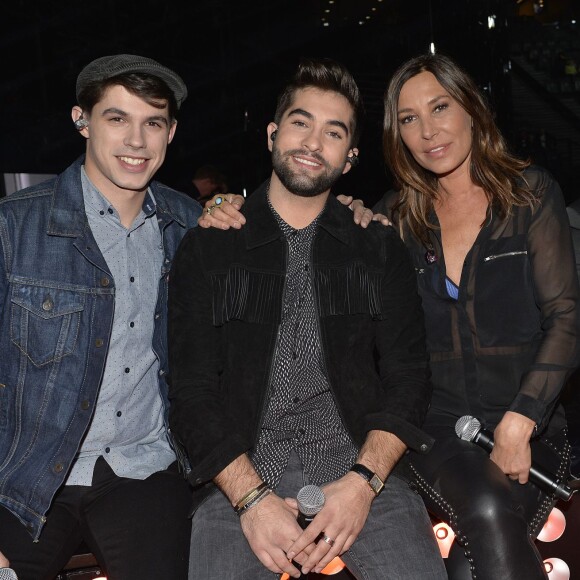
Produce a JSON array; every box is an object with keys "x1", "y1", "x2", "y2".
[{"x1": 350, "y1": 463, "x2": 385, "y2": 496}]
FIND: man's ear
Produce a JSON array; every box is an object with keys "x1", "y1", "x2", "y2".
[
  {"x1": 267, "y1": 123, "x2": 278, "y2": 152},
  {"x1": 71, "y1": 106, "x2": 89, "y2": 137},
  {"x1": 168, "y1": 120, "x2": 178, "y2": 144},
  {"x1": 343, "y1": 147, "x2": 360, "y2": 174}
]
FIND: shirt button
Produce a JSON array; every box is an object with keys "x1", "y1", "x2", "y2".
[
  {"x1": 159, "y1": 369, "x2": 165, "y2": 376},
  {"x1": 105, "y1": 447, "x2": 110, "y2": 453},
  {"x1": 420, "y1": 444, "x2": 428, "y2": 452},
  {"x1": 99, "y1": 210, "x2": 105, "y2": 216},
  {"x1": 297, "y1": 428, "x2": 305, "y2": 436},
  {"x1": 130, "y1": 276, "x2": 135, "y2": 282},
  {"x1": 154, "y1": 313, "x2": 160, "y2": 320},
  {"x1": 100, "y1": 277, "x2": 110, "y2": 287},
  {"x1": 54, "y1": 463, "x2": 64, "y2": 473},
  {"x1": 304, "y1": 264, "x2": 309, "y2": 271},
  {"x1": 293, "y1": 396, "x2": 300, "y2": 404},
  {"x1": 125, "y1": 367, "x2": 130, "y2": 373},
  {"x1": 107, "y1": 208, "x2": 114, "y2": 214},
  {"x1": 130, "y1": 322, "x2": 135, "y2": 328},
  {"x1": 42, "y1": 298, "x2": 54, "y2": 311},
  {"x1": 116, "y1": 411, "x2": 122, "y2": 417},
  {"x1": 81, "y1": 400, "x2": 90, "y2": 410},
  {"x1": 95, "y1": 338, "x2": 104, "y2": 347}
]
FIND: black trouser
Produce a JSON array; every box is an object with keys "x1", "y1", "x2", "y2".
[
  {"x1": 0, "y1": 457, "x2": 192, "y2": 580},
  {"x1": 407, "y1": 429, "x2": 569, "y2": 580}
]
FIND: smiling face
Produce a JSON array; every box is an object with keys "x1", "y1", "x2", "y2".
[
  {"x1": 268, "y1": 87, "x2": 357, "y2": 198},
  {"x1": 72, "y1": 84, "x2": 176, "y2": 202},
  {"x1": 397, "y1": 71, "x2": 473, "y2": 179}
]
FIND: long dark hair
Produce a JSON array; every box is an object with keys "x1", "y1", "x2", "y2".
[{"x1": 383, "y1": 53, "x2": 535, "y2": 245}]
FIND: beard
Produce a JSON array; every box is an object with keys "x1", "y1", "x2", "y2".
[{"x1": 271, "y1": 145, "x2": 344, "y2": 198}]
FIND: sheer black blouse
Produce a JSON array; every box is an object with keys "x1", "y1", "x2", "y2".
[{"x1": 374, "y1": 167, "x2": 580, "y2": 437}]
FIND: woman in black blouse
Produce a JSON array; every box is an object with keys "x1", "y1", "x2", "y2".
[{"x1": 377, "y1": 53, "x2": 580, "y2": 579}]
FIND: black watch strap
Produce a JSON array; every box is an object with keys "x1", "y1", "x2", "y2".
[{"x1": 350, "y1": 463, "x2": 385, "y2": 496}]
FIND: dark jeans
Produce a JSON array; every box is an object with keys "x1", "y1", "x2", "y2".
[
  {"x1": 407, "y1": 429, "x2": 570, "y2": 580},
  {"x1": 189, "y1": 451, "x2": 447, "y2": 580},
  {"x1": 0, "y1": 457, "x2": 192, "y2": 580}
]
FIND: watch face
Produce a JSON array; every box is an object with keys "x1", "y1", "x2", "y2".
[{"x1": 369, "y1": 474, "x2": 385, "y2": 495}]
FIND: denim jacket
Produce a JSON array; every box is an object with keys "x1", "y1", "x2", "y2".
[{"x1": 0, "y1": 157, "x2": 201, "y2": 539}]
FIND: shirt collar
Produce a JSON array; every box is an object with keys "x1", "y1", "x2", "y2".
[{"x1": 80, "y1": 166, "x2": 157, "y2": 223}]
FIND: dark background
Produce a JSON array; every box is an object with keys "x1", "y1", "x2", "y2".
[
  {"x1": 3, "y1": 2, "x2": 580, "y2": 577},
  {"x1": 1, "y1": 0, "x2": 579, "y2": 206}
]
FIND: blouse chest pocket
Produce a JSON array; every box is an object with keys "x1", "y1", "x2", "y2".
[{"x1": 10, "y1": 284, "x2": 86, "y2": 367}]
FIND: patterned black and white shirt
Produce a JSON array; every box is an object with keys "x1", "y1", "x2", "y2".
[{"x1": 251, "y1": 201, "x2": 358, "y2": 487}]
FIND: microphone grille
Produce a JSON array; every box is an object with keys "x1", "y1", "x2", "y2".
[
  {"x1": 455, "y1": 415, "x2": 481, "y2": 442},
  {"x1": 297, "y1": 485, "x2": 325, "y2": 516},
  {"x1": 0, "y1": 569, "x2": 18, "y2": 580}
]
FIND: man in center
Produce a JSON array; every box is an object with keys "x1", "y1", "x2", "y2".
[{"x1": 168, "y1": 58, "x2": 446, "y2": 579}]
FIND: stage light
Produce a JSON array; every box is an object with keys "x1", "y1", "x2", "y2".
[
  {"x1": 433, "y1": 522, "x2": 455, "y2": 558},
  {"x1": 429, "y1": 42, "x2": 436, "y2": 54},
  {"x1": 321, "y1": 557, "x2": 346, "y2": 575},
  {"x1": 488, "y1": 15, "x2": 496, "y2": 29},
  {"x1": 537, "y1": 507, "x2": 566, "y2": 543},
  {"x1": 544, "y1": 558, "x2": 570, "y2": 580}
]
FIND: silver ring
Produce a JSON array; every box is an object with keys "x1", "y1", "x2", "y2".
[{"x1": 321, "y1": 534, "x2": 335, "y2": 547}]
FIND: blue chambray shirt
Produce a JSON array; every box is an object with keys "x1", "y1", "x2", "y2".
[{"x1": 66, "y1": 168, "x2": 175, "y2": 485}]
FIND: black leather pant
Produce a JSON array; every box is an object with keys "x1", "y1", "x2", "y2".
[{"x1": 407, "y1": 429, "x2": 570, "y2": 580}]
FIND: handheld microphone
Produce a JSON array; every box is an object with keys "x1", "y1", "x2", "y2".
[
  {"x1": 296, "y1": 484, "x2": 325, "y2": 529},
  {"x1": 455, "y1": 415, "x2": 574, "y2": 502},
  {"x1": 0, "y1": 568, "x2": 18, "y2": 580},
  {"x1": 294, "y1": 485, "x2": 325, "y2": 579}
]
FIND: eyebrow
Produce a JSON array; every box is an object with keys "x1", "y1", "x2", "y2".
[
  {"x1": 101, "y1": 107, "x2": 169, "y2": 126},
  {"x1": 287, "y1": 107, "x2": 350, "y2": 136},
  {"x1": 397, "y1": 94, "x2": 449, "y2": 114}
]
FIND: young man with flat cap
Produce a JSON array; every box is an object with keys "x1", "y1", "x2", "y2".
[
  {"x1": 168, "y1": 58, "x2": 446, "y2": 580},
  {"x1": 0, "y1": 54, "x2": 244, "y2": 580}
]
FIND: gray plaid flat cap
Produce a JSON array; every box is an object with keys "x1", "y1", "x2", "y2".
[{"x1": 76, "y1": 54, "x2": 187, "y2": 108}]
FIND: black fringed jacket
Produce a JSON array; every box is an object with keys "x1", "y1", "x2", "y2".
[{"x1": 168, "y1": 182, "x2": 433, "y2": 508}]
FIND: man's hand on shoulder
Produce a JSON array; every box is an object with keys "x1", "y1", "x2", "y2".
[
  {"x1": 285, "y1": 472, "x2": 374, "y2": 575},
  {"x1": 197, "y1": 193, "x2": 246, "y2": 230},
  {"x1": 336, "y1": 195, "x2": 392, "y2": 228},
  {"x1": 240, "y1": 492, "x2": 314, "y2": 578}
]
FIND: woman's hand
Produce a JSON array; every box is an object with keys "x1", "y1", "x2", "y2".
[
  {"x1": 490, "y1": 411, "x2": 536, "y2": 483},
  {"x1": 336, "y1": 195, "x2": 392, "y2": 227}
]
